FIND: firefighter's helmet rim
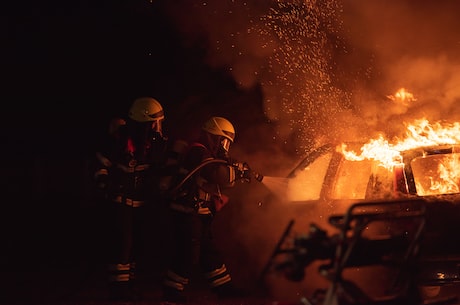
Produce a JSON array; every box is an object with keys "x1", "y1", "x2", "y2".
[
  {"x1": 128, "y1": 97, "x2": 165, "y2": 123},
  {"x1": 202, "y1": 116, "x2": 235, "y2": 142}
]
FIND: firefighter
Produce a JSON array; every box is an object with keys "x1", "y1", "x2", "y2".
[
  {"x1": 161, "y1": 116, "x2": 251, "y2": 303},
  {"x1": 93, "y1": 97, "x2": 168, "y2": 301}
]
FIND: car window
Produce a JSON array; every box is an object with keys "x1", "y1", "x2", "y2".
[
  {"x1": 331, "y1": 158, "x2": 407, "y2": 200},
  {"x1": 330, "y1": 159, "x2": 374, "y2": 200},
  {"x1": 287, "y1": 152, "x2": 398, "y2": 202},
  {"x1": 411, "y1": 153, "x2": 460, "y2": 196},
  {"x1": 365, "y1": 162, "x2": 398, "y2": 200},
  {"x1": 286, "y1": 152, "x2": 333, "y2": 201}
]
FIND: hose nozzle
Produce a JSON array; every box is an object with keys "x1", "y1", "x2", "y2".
[{"x1": 253, "y1": 171, "x2": 264, "y2": 182}]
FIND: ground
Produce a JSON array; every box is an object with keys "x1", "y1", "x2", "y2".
[
  {"x1": 2, "y1": 265, "x2": 280, "y2": 305},
  {"x1": 5, "y1": 266, "x2": 460, "y2": 305}
]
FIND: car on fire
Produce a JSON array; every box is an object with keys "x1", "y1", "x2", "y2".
[
  {"x1": 264, "y1": 140, "x2": 460, "y2": 304},
  {"x1": 285, "y1": 142, "x2": 460, "y2": 205}
]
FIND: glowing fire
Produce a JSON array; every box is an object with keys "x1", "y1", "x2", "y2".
[
  {"x1": 387, "y1": 87, "x2": 417, "y2": 105},
  {"x1": 341, "y1": 87, "x2": 460, "y2": 196},
  {"x1": 415, "y1": 154, "x2": 460, "y2": 195},
  {"x1": 341, "y1": 118, "x2": 460, "y2": 169}
]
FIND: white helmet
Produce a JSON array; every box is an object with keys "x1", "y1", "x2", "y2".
[{"x1": 128, "y1": 97, "x2": 164, "y2": 123}]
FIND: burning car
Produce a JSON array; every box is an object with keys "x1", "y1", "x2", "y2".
[
  {"x1": 262, "y1": 119, "x2": 460, "y2": 304},
  {"x1": 285, "y1": 144, "x2": 460, "y2": 205}
]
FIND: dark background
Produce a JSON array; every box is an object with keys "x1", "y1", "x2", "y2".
[
  {"x1": 4, "y1": 0, "x2": 267, "y2": 156},
  {"x1": 3, "y1": 1, "x2": 272, "y2": 302}
]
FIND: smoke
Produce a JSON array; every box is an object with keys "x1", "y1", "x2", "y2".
[
  {"x1": 342, "y1": 0, "x2": 460, "y2": 138},
  {"x1": 160, "y1": 0, "x2": 348, "y2": 155},
  {"x1": 158, "y1": 0, "x2": 460, "y2": 300},
  {"x1": 160, "y1": 0, "x2": 460, "y2": 153}
]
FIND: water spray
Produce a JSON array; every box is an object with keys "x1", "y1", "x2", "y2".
[
  {"x1": 258, "y1": 175, "x2": 291, "y2": 200},
  {"x1": 238, "y1": 164, "x2": 292, "y2": 200}
]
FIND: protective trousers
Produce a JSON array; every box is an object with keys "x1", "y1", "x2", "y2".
[
  {"x1": 107, "y1": 202, "x2": 144, "y2": 301},
  {"x1": 162, "y1": 210, "x2": 232, "y2": 300}
]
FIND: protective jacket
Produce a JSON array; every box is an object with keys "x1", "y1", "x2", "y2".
[
  {"x1": 170, "y1": 142, "x2": 237, "y2": 215},
  {"x1": 94, "y1": 118, "x2": 168, "y2": 207}
]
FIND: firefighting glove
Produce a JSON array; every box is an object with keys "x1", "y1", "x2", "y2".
[{"x1": 233, "y1": 162, "x2": 252, "y2": 183}]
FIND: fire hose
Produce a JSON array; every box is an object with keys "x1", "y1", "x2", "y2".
[{"x1": 169, "y1": 159, "x2": 263, "y2": 196}]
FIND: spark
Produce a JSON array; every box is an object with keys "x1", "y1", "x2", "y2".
[{"x1": 256, "y1": 0, "x2": 349, "y2": 154}]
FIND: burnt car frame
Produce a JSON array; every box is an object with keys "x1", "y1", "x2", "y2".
[
  {"x1": 285, "y1": 143, "x2": 460, "y2": 203},
  {"x1": 264, "y1": 143, "x2": 460, "y2": 304}
]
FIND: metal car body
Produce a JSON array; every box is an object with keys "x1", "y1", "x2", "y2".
[
  {"x1": 265, "y1": 142, "x2": 460, "y2": 304},
  {"x1": 286, "y1": 143, "x2": 460, "y2": 203}
]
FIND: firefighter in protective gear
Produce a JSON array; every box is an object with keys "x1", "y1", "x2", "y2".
[
  {"x1": 161, "y1": 116, "x2": 250, "y2": 303},
  {"x1": 93, "y1": 97, "x2": 168, "y2": 301}
]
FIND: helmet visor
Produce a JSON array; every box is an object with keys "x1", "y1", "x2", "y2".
[
  {"x1": 221, "y1": 138, "x2": 231, "y2": 152},
  {"x1": 151, "y1": 119, "x2": 163, "y2": 134},
  {"x1": 148, "y1": 109, "x2": 164, "y2": 120}
]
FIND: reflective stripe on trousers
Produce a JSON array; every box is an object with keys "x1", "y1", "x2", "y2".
[
  {"x1": 163, "y1": 270, "x2": 190, "y2": 292},
  {"x1": 204, "y1": 264, "x2": 232, "y2": 288},
  {"x1": 108, "y1": 262, "x2": 136, "y2": 283}
]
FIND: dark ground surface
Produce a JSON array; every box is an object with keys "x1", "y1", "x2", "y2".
[
  {"x1": 4, "y1": 173, "x2": 460, "y2": 305},
  {"x1": 5, "y1": 267, "x2": 460, "y2": 305},
  {"x1": 0, "y1": 189, "x2": 277, "y2": 305},
  {"x1": 2, "y1": 262, "x2": 287, "y2": 305}
]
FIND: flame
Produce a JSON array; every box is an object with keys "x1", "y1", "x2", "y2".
[
  {"x1": 387, "y1": 87, "x2": 417, "y2": 105},
  {"x1": 341, "y1": 116, "x2": 460, "y2": 196},
  {"x1": 338, "y1": 87, "x2": 460, "y2": 196},
  {"x1": 415, "y1": 154, "x2": 460, "y2": 195},
  {"x1": 341, "y1": 118, "x2": 460, "y2": 169},
  {"x1": 340, "y1": 137, "x2": 401, "y2": 169}
]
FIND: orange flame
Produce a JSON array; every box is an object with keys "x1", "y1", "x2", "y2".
[
  {"x1": 341, "y1": 118, "x2": 460, "y2": 169},
  {"x1": 341, "y1": 116, "x2": 460, "y2": 196},
  {"x1": 387, "y1": 87, "x2": 417, "y2": 105},
  {"x1": 415, "y1": 154, "x2": 460, "y2": 195}
]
